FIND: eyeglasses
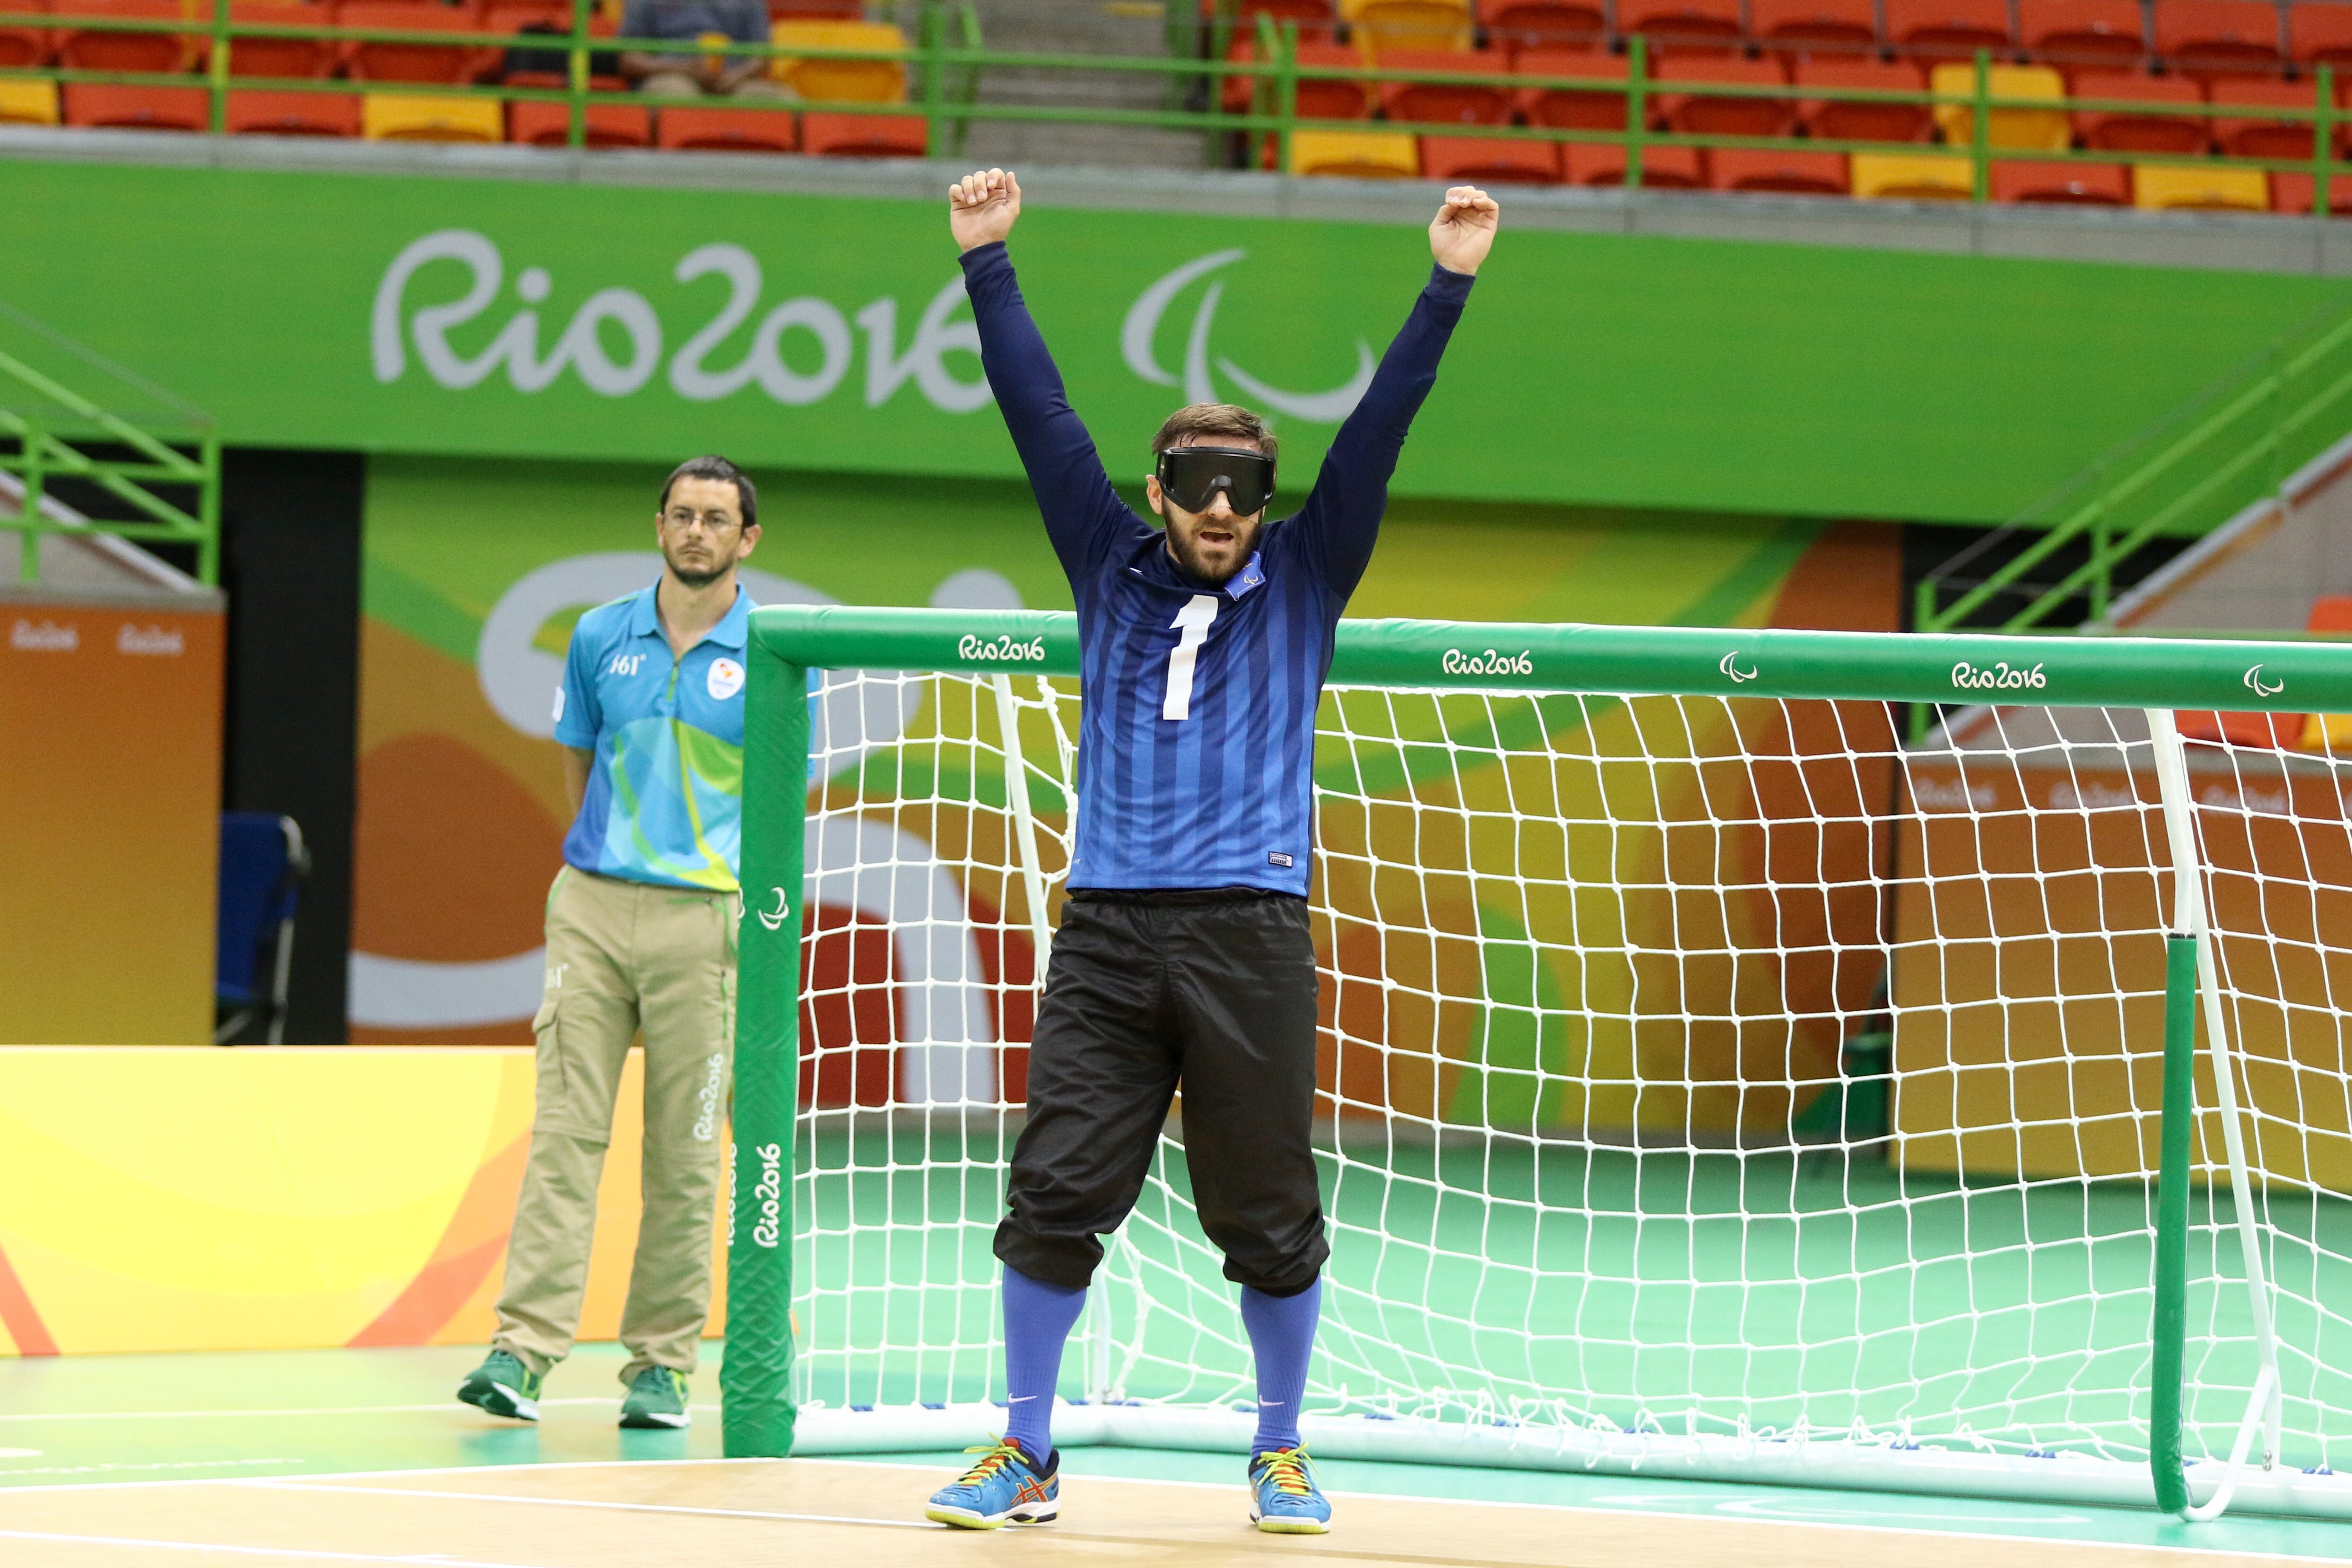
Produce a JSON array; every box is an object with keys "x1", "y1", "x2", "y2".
[
  {"x1": 1156, "y1": 445, "x2": 1275, "y2": 518},
  {"x1": 662, "y1": 507, "x2": 742, "y2": 535}
]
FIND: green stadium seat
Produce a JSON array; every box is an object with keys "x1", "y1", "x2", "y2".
[
  {"x1": 225, "y1": 86, "x2": 362, "y2": 134},
  {"x1": 1710, "y1": 145, "x2": 1850, "y2": 192},
  {"x1": 1419, "y1": 131, "x2": 1561, "y2": 180},
  {"x1": 1656, "y1": 54, "x2": 1797, "y2": 137},
  {"x1": 800, "y1": 108, "x2": 928, "y2": 156},
  {"x1": 1751, "y1": 0, "x2": 1880, "y2": 61},
  {"x1": 61, "y1": 82, "x2": 209, "y2": 130},
  {"x1": 1993, "y1": 156, "x2": 2129, "y2": 200},
  {"x1": 656, "y1": 102, "x2": 799, "y2": 152},
  {"x1": 1621, "y1": 0, "x2": 1745, "y2": 55},
  {"x1": 2154, "y1": 0, "x2": 2287, "y2": 79},
  {"x1": 2019, "y1": 0, "x2": 2146, "y2": 74},
  {"x1": 2070, "y1": 68, "x2": 2211, "y2": 153},
  {"x1": 1795, "y1": 56, "x2": 1933, "y2": 142},
  {"x1": 1475, "y1": 0, "x2": 1605, "y2": 56},
  {"x1": 1378, "y1": 46, "x2": 1512, "y2": 124}
]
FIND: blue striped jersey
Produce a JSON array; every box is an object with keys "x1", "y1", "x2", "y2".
[{"x1": 959, "y1": 242, "x2": 1474, "y2": 895}]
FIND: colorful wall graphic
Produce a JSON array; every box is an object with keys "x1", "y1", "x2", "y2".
[{"x1": 0, "y1": 1047, "x2": 724, "y2": 1357}]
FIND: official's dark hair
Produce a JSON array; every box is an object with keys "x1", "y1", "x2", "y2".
[
  {"x1": 659, "y1": 455, "x2": 757, "y2": 532},
  {"x1": 1151, "y1": 404, "x2": 1277, "y2": 464}
]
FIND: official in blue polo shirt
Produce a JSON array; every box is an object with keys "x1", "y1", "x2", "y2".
[{"x1": 459, "y1": 455, "x2": 761, "y2": 1434}]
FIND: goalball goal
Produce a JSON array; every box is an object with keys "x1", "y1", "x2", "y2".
[{"x1": 720, "y1": 606, "x2": 2352, "y2": 1523}]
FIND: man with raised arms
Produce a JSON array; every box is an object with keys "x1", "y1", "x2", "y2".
[{"x1": 924, "y1": 168, "x2": 1497, "y2": 1535}]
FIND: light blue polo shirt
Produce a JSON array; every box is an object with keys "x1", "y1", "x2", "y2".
[{"x1": 554, "y1": 581, "x2": 754, "y2": 892}]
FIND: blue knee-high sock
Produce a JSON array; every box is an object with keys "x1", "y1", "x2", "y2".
[
  {"x1": 1241, "y1": 1276, "x2": 1321, "y2": 1457},
  {"x1": 1001, "y1": 1265, "x2": 1086, "y2": 1463}
]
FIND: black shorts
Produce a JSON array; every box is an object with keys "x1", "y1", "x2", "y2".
[{"x1": 993, "y1": 887, "x2": 1328, "y2": 1298}]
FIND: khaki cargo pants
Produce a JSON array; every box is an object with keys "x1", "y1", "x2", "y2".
[{"x1": 493, "y1": 866, "x2": 738, "y2": 1387}]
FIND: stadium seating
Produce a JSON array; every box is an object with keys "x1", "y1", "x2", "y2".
[
  {"x1": 1993, "y1": 156, "x2": 2130, "y2": 199},
  {"x1": 1710, "y1": 145, "x2": 1850, "y2": 192},
  {"x1": 362, "y1": 92, "x2": 502, "y2": 140},
  {"x1": 1885, "y1": 0, "x2": 2014, "y2": 61},
  {"x1": 1621, "y1": 0, "x2": 1745, "y2": 54},
  {"x1": 768, "y1": 20, "x2": 904, "y2": 101},
  {"x1": 2153, "y1": 0, "x2": 2287, "y2": 78},
  {"x1": 1656, "y1": 54, "x2": 1797, "y2": 137},
  {"x1": 1378, "y1": 46, "x2": 1512, "y2": 123},
  {"x1": 1209, "y1": 0, "x2": 1340, "y2": 41},
  {"x1": 1929, "y1": 61, "x2": 2069, "y2": 149},
  {"x1": 0, "y1": 78, "x2": 59, "y2": 123},
  {"x1": 2019, "y1": 0, "x2": 2147, "y2": 73},
  {"x1": 2071, "y1": 68, "x2": 2211, "y2": 153},
  {"x1": 1222, "y1": 39, "x2": 1371, "y2": 117},
  {"x1": 341, "y1": 3, "x2": 481, "y2": 84},
  {"x1": 2272, "y1": 171, "x2": 2352, "y2": 212},
  {"x1": 56, "y1": 0, "x2": 196, "y2": 73},
  {"x1": 1516, "y1": 46, "x2": 1627, "y2": 129},
  {"x1": 657, "y1": 103, "x2": 798, "y2": 152},
  {"x1": 225, "y1": 0, "x2": 337, "y2": 80},
  {"x1": 0, "y1": 0, "x2": 48, "y2": 70},
  {"x1": 1339, "y1": 0, "x2": 1474, "y2": 53},
  {"x1": 2209, "y1": 75, "x2": 2334, "y2": 158},
  {"x1": 1288, "y1": 125, "x2": 1420, "y2": 174},
  {"x1": 1419, "y1": 130, "x2": 1559, "y2": 179},
  {"x1": 1796, "y1": 57, "x2": 1935, "y2": 142},
  {"x1": 1474, "y1": 0, "x2": 1604, "y2": 55},
  {"x1": 1563, "y1": 139, "x2": 1702, "y2": 183},
  {"x1": 1750, "y1": 0, "x2": 1878, "y2": 60},
  {"x1": 800, "y1": 108, "x2": 927, "y2": 156},
  {"x1": 2290, "y1": 2, "x2": 2352, "y2": 72},
  {"x1": 2135, "y1": 158, "x2": 2271, "y2": 206},
  {"x1": 226, "y1": 86, "x2": 361, "y2": 135},
  {"x1": 503, "y1": 71, "x2": 651, "y2": 146},
  {"x1": 61, "y1": 82, "x2": 208, "y2": 130},
  {"x1": 1850, "y1": 149, "x2": 1973, "y2": 196}
]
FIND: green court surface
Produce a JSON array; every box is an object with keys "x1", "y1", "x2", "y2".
[{"x1": 6, "y1": 1343, "x2": 2352, "y2": 1561}]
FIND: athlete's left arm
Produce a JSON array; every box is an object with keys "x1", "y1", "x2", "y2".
[{"x1": 1288, "y1": 187, "x2": 1497, "y2": 598}]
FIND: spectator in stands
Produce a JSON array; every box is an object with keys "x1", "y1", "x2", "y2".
[
  {"x1": 618, "y1": 0, "x2": 786, "y2": 98},
  {"x1": 457, "y1": 455, "x2": 764, "y2": 1433}
]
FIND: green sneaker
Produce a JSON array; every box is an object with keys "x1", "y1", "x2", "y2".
[
  {"x1": 457, "y1": 1349, "x2": 543, "y2": 1421},
  {"x1": 620, "y1": 1366, "x2": 690, "y2": 1429}
]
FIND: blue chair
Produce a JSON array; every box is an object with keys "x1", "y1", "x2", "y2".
[{"x1": 215, "y1": 813, "x2": 309, "y2": 1045}]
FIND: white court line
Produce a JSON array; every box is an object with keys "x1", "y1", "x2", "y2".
[
  {"x1": 238, "y1": 1478, "x2": 934, "y2": 1532},
  {"x1": 0, "y1": 1456, "x2": 771, "y2": 1497},
  {"x1": 0, "y1": 1400, "x2": 624, "y2": 1425},
  {"x1": 0, "y1": 1529, "x2": 547, "y2": 1567}
]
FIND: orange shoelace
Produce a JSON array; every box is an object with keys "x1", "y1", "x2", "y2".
[
  {"x1": 955, "y1": 1440, "x2": 1029, "y2": 1485},
  {"x1": 1256, "y1": 1447, "x2": 1315, "y2": 1496}
]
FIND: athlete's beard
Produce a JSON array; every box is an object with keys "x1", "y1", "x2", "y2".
[
  {"x1": 662, "y1": 545, "x2": 731, "y2": 590},
  {"x1": 1163, "y1": 506, "x2": 1263, "y2": 584}
]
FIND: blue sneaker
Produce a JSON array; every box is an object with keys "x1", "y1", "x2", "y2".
[
  {"x1": 925, "y1": 1438, "x2": 1059, "y2": 1529},
  {"x1": 1248, "y1": 1446, "x2": 1331, "y2": 1534}
]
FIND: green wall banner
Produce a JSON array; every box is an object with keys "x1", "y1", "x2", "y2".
[{"x1": 3, "y1": 157, "x2": 2345, "y2": 523}]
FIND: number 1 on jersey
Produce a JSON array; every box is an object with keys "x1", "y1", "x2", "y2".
[{"x1": 1163, "y1": 594, "x2": 1219, "y2": 721}]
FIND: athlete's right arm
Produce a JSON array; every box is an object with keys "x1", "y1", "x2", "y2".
[{"x1": 951, "y1": 168, "x2": 1128, "y2": 581}]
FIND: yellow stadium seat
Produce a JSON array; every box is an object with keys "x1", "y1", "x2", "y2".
[
  {"x1": 2133, "y1": 162, "x2": 2269, "y2": 211},
  {"x1": 1289, "y1": 128, "x2": 1420, "y2": 177},
  {"x1": 1339, "y1": 0, "x2": 1474, "y2": 53},
  {"x1": 0, "y1": 79, "x2": 60, "y2": 125},
  {"x1": 770, "y1": 20, "x2": 906, "y2": 102},
  {"x1": 1928, "y1": 63, "x2": 2067, "y2": 151},
  {"x1": 2299, "y1": 712, "x2": 2352, "y2": 753},
  {"x1": 1850, "y1": 151, "x2": 1974, "y2": 199},
  {"x1": 363, "y1": 93, "x2": 504, "y2": 143}
]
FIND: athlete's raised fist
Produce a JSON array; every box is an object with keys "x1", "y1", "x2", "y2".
[
  {"x1": 949, "y1": 168, "x2": 1023, "y2": 254},
  {"x1": 1430, "y1": 186, "x2": 1500, "y2": 277}
]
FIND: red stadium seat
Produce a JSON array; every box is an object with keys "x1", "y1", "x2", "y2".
[
  {"x1": 1475, "y1": 0, "x2": 1604, "y2": 54},
  {"x1": 0, "y1": 0, "x2": 49, "y2": 70},
  {"x1": 1751, "y1": 0, "x2": 1879, "y2": 59},
  {"x1": 2209, "y1": 75, "x2": 2336, "y2": 158},
  {"x1": 1656, "y1": 54, "x2": 1797, "y2": 136},
  {"x1": 1884, "y1": 0, "x2": 2013, "y2": 60},
  {"x1": 61, "y1": 81, "x2": 208, "y2": 128},
  {"x1": 800, "y1": 108, "x2": 927, "y2": 156},
  {"x1": 1378, "y1": 46, "x2": 1512, "y2": 123},
  {"x1": 1993, "y1": 156, "x2": 2129, "y2": 199},
  {"x1": 2153, "y1": 0, "x2": 2285, "y2": 78},
  {"x1": 2270, "y1": 171, "x2": 2352, "y2": 212},
  {"x1": 1621, "y1": 0, "x2": 1744, "y2": 55},
  {"x1": 1563, "y1": 139, "x2": 1704, "y2": 182},
  {"x1": 341, "y1": 1, "x2": 480, "y2": 83},
  {"x1": 225, "y1": 0, "x2": 336, "y2": 79},
  {"x1": 1710, "y1": 145, "x2": 1849, "y2": 191},
  {"x1": 2070, "y1": 68, "x2": 2211, "y2": 152},
  {"x1": 2017, "y1": 0, "x2": 2145, "y2": 72},
  {"x1": 2176, "y1": 710, "x2": 2307, "y2": 746},
  {"x1": 1796, "y1": 56, "x2": 1933, "y2": 140},
  {"x1": 1516, "y1": 45, "x2": 1626, "y2": 127},
  {"x1": 503, "y1": 70, "x2": 651, "y2": 146},
  {"x1": 2289, "y1": 2, "x2": 2352, "y2": 73},
  {"x1": 225, "y1": 86, "x2": 362, "y2": 133},
  {"x1": 1222, "y1": 39, "x2": 1371, "y2": 117},
  {"x1": 1420, "y1": 131, "x2": 1561, "y2": 180},
  {"x1": 56, "y1": 0, "x2": 196, "y2": 72},
  {"x1": 657, "y1": 102, "x2": 798, "y2": 151}
]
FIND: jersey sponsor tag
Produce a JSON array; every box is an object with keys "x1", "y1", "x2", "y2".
[
  {"x1": 707, "y1": 657, "x2": 746, "y2": 700},
  {"x1": 1267, "y1": 851, "x2": 1295, "y2": 868}
]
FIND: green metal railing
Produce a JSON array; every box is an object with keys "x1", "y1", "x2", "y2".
[
  {"x1": 0, "y1": 301, "x2": 218, "y2": 586},
  {"x1": 1917, "y1": 291, "x2": 2352, "y2": 641},
  {"x1": 9, "y1": 5, "x2": 2352, "y2": 201}
]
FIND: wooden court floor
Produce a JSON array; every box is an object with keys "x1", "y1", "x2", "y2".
[{"x1": 0, "y1": 1456, "x2": 2317, "y2": 1568}]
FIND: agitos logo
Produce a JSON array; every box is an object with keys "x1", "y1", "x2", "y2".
[{"x1": 1122, "y1": 250, "x2": 1376, "y2": 421}]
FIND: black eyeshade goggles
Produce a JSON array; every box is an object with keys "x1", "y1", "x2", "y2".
[{"x1": 1156, "y1": 445, "x2": 1275, "y2": 518}]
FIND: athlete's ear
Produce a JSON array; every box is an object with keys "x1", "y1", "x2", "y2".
[{"x1": 1144, "y1": 474, "x2": 1166, "y2": 518}]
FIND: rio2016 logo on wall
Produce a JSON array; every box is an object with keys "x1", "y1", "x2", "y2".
[{"x1": 371, "y1": 230, "x2": 994, "y2": 412}]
